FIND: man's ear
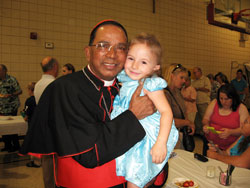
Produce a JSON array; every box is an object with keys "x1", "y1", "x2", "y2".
[{"x1": 84, "y1": 46, "x2": 91, "y2": 62}]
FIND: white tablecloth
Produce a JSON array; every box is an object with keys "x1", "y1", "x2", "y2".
[
  {"x1": 0, "y1": 116, "x2": 27, "y2": 136},
  {"x1": 164, "y1": 149, "x2": 250, "y2": 188}
]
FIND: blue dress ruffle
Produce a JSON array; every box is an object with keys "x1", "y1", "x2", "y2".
[{"x1": 111, "y1": 70, "x2": 179, "y2": 188}]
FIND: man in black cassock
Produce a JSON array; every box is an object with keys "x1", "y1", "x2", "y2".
[{"x1": 20, "y1": 20, "x2": 167, "y2": 188}]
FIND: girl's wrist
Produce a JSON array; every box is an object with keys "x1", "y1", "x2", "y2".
[{"x1": 156, "y1": 137, "x2": 167, "y2": 144}]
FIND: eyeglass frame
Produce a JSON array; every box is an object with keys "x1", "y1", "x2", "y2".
[{"x1": 89, "y1": 42, "x2": 128, "y2": 54}]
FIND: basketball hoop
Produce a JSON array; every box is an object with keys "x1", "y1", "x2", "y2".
[{"x1": 232, "y1": 9, "x2": 250, "y2": 24}]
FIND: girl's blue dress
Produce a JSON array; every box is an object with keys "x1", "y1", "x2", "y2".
[{"x1": 111, "y1": 70, "x2": 179, "y2": 188}]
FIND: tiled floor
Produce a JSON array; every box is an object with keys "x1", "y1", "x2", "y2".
[{"x1": 0, "y1": 136, "x2": 203, "y2": 188}]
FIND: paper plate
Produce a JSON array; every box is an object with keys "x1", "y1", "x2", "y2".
[{"x1": 172, "y1": 178, "x2": 198, "y2": 188}]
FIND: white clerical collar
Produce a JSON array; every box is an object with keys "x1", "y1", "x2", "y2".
[{"x1": 87, "y1": 65, "x2": 115, "y2": 86}]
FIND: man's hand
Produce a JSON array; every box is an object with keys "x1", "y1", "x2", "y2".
[
  {"x1": 0, "y1": 94, "x2": 11, "y2": 98},
  {"x1": 129, "y1": 82, "x2": 155, "y2": 120}
]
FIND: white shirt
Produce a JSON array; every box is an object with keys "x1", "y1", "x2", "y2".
[{"x1": 34, "y1": 74, "x2": 56, "y2": 104}]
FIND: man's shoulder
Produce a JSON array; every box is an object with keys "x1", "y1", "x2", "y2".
[
  {"x1": 55, "y1": 71, "x2": 83, "y2": 84},
  {"x1": 5, "y1": 74, "x2": 17, "y2": 82},
  {"x1": 201, "y1": 75, "x2": 209, "y2": 81},
  {"x1": 231, "y1": 78, "x2": 237, "y2": 83}
]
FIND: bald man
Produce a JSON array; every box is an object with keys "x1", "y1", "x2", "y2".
[
  {"x1": 34, "y1": 57, "x2": 59, "y2": 103},
  {"x1": 33, "y1": 57, "x2": 58, "y2": 188}
]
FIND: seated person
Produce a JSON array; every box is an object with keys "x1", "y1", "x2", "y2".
[
  {"x1": 207, "y1": 117, "x2": 250, "y2": 169},
  {"x1": 203, "y1": 84, "x2": 249, "y2": 151}
]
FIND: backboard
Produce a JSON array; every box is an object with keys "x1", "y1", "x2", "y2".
[{"x1": 207, "y1": 0, "x2": 250, "y2": 34}]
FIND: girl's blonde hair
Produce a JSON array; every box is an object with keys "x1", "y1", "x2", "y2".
[
  {"x1": 164, "y1": 63, "x2": 187, "y2": 86},
  {"x1": 130, "y1": 33, "x2": 162, "y2": 66}
]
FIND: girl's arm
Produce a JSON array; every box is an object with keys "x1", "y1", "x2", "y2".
[
  {"x1": 202, "y1": 99, "x2": 216, "y2": 134},
  {"x1": 145, "y1": 89, "x2": 173, "y2": 164}
]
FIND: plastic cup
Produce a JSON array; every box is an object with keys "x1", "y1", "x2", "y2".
[
  {"x1": 206, "y1": 166, "x2": 215, "y2": 178},
  {"x1": 219, "y1": 172, "x2": 232, "y2": 186}
]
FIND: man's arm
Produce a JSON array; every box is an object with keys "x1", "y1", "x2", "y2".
[
  {"x1": 12, "y1": 90, "x2": 22, "y2": 97},
  {"x1": 196, "y1": 77, "x2": 211, "y2": 93}
]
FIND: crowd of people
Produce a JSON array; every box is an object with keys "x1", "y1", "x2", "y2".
[{"x1": 1, "y1": 19, "x2": 250, "y2": 188}]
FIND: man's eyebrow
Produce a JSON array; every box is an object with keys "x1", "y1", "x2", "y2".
[{"x1": 94, "y1": 40, "x2": 109, "y2": 44}]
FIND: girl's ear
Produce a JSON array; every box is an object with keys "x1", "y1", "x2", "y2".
[{"x1": 153, "y1": 65, "x2": 160, "y2": 71}]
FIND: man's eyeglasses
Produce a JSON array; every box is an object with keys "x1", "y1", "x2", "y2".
[
  {"x1": 172, "y1": 64, "x2": 182, "y2": 73},
  {"x1": 90, "y1": 42, "x2": 128, "y2": 54}
]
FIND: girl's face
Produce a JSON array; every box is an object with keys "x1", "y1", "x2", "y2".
[
  {"x1": 219, "y1": 92, "x2": 232, "y2": 109},
  {"x1": 124, "y1": 44, "x2": 160, "y2": 80},
  {"x1": 171, "y1": 72, "x2": 187, "y2": 89},
  {"x1": 62, "y1": 66, "x2": 72, "y2": 75}
]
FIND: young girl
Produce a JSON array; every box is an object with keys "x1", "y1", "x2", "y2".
[
  {"x1": 111, "y1": 33, "x2": 178, "y2": 188},
  {"x1": 22, "y1": 82, "x2": 41, "y2": 168}
]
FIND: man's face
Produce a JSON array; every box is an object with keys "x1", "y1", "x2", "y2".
[
  {"x1": 0, "y1": 66, "x2": 6, "y2": 80},
  {"x1": 85, "y1": 25, "x2": 127, "y2": 81},
  {"x1": 193, "y1": 68, "x2": 202, "y2": 79},
  {"x1": 236, "y1": 72, "x2": 242, "y2": 80}
]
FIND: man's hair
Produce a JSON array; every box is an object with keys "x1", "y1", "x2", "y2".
[
  {"x1": 64, "y1": 63, "x2": 75, "y2": 72},
  {"x1": 0, "y1": 64, "x2": 7, "y2": 72},
  {"x1": 217, "y1": 83, "x2": 241, "y2": 111},
  {"x1": 237, "y1": 69, "x2": 243, "y2": 74},
  {"x1": 88, "y1": 20, "x2": 128, "y2": 45},
  {"x1": 41, "y1": 58, "x2": 57, "y2": 73},
  {"x1": 129, "y1": 33, "x2": 162, "y2": 66}
]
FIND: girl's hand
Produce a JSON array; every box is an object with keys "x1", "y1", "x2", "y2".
[
  {"x1": 150, "y1": 141, "x2": 167, "y2": 164},
  {"x1": 203, "y1": 125, "x2": 209, "y2": 134},
  {"x1": 219, "y1": 128, "x2": 231, "y2": 139}
]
